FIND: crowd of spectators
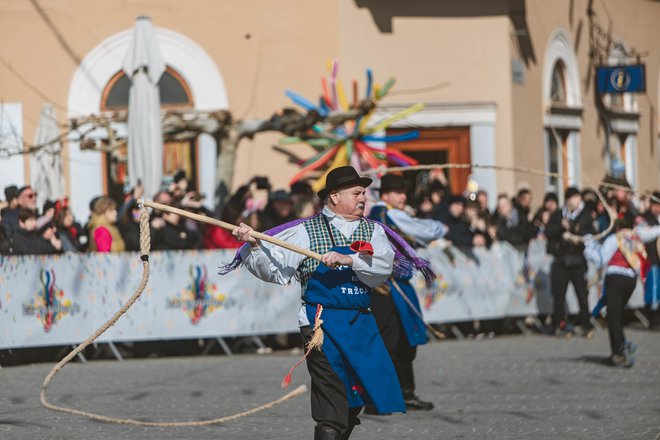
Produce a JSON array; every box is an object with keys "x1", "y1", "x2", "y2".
[
  {"x1": 0, "y1": 169, "x2": 319, "y2": 255},
  {"x1": 1, "y1": 167, "x2": 657, "y2": 258}
]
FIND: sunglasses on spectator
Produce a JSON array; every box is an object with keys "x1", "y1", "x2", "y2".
[{"x1": 21, "y1": 192, "x2": 37, "y2": 199}]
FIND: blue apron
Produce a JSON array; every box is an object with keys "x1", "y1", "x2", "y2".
[
  {"x1": 388, "y1": 276, "x2": 428, "y2": 347},
  {"x1": 369, "y1": 204, "x2": 428, "y2": 347},
  {"x1": 304, "y1": 245, "x2": 405, "y2": 414},
  {"x1": 645, "y1": 266, "x2": 660, "y2": 310}
]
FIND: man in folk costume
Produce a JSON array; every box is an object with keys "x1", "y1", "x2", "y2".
[
  {"x1": 583, "y1": 212, "x2": 660, "y2": 367},
  {"x1": 545, "y1": 187, "x2": 596, "y2": 337},
  {"x1": 640, "y1": 192, "x2": 660, "y2": 329},
  {"x1": 223, "y1": 166, "x2": 434, "y2": 439},
  {"x1": 367, "y1": 174, "x2": 447, "y2": 412}
]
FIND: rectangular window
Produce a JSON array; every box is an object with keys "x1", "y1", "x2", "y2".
[{"x1": 545, "y1": 129, "x2": 560, "y2": 192}]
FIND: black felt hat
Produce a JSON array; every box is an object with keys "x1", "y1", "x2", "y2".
[
  {"x1": 317, "y1": 166, "x2": 373, "y2": 200},
  {"x1": 378, "y1": 174, "x2": 407, "y2": 194}
]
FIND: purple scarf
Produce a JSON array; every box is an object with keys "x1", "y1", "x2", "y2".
[{"x1": 218, "y1": 213, "x2": 436, "y2": 285}]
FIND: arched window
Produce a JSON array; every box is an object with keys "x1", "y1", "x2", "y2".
[
  {"x1": 100, "y1": 66, "x2": 198, "y2": 201},
  {"x1": 543, "y1": 30, "x2": 582, "y2": 197},
  {"x1": 550, "y1": 61, "x2": 567, "y2": 105},
  {"x1": 103, "y1": 68, "x2": 192, "y2": 109}
]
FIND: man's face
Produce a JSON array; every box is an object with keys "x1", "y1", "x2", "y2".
[
  {"x1": 518, "y1": 192, "x2": 532, "y2": 209},
  {"x1": 155, "y1": 192, "x2": 173, "y2": 205},
  {"x1": 381, "y1": 190, "x2": 407, "y2": 210},
  {"x1": 330, "y1": 186, "x2": 366, "y2": 219},
  {"x1": 449, "y1": 202, "x2": 464, "y2": 218},
  {"x1": 497, "y1": 198, "x2": 512, "y2": 217},
  {"x1": 545, "y1": 199, "x2": 558, "y2": 212},
  {"x1": 17, "y1": 188, "x2": 37, "y2": 210},
  {"x1": 566, "y1": 194, "x2": 582, "y2": 211},
  {"x1": 273, "y1": 200, "x2": 293, "y2": 218}
]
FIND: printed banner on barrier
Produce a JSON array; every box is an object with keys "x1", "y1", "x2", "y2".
[
  {"x1": 0, "y1": 240, "x2": 644, "y2": 349},
  {"x1": 0, "y1": 250, "x2": 302, "y2": 349},
  {"x1": 412, "y1": 239, "x2": 644, "y2": 324}
]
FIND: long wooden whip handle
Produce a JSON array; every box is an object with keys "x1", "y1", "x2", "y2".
[{"x1": 139, "y1": 200, "x2": 323, "y2": 262}]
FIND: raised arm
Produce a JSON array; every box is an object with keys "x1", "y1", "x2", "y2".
[
  {"x1": 635, "y1": 223, "x2": 660, "y2": 243},
  {"x1": 387, "y1": 208, "x2": 448, "y2": 246},
  {"x1": 238, "y1": 224, "x2": 308, "y2": 285}
]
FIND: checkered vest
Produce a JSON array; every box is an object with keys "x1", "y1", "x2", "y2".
[{"x1": 297, "y1": 214, "x2": 375, "y2": 292}]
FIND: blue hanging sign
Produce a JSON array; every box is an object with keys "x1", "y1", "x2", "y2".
[{"x1": 596, "y1": 64, "x2": 646, "y2": 94}]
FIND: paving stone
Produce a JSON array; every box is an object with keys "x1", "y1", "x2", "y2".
[{"x1": 1, "y1": 328, "x2": 659, "y2": 439}]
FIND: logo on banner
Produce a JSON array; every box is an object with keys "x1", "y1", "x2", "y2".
[
  {"x1": 22, "y1": 269, "x2": 79, "y2": 332},
  {"x1": 415, "y1": 274, "x2": 449, "y2": 310},
  {"x1": 167, "y1": 265, "x2": 226, "y2": 324},
  {"x1": 610, "y1": 68, "x2": 631, "y2": 92}
]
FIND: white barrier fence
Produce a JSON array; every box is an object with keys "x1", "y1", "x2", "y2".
[
  {"x1": 413, "y1": 239, "x2": 644, "y2": 323},
  {"x1": 0, "y1": 240, "x2": 644, "y2": 349}
]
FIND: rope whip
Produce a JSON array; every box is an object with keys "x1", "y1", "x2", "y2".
[
  {"x1": 40, "y1": 200, "x2": 307, "y2": 427},
  {"x1": 360, "y1": 162, "x2": 649, "y2": 241},
  {"x1": 39, "y1": 163, "x2": 632, "y2": 424}
]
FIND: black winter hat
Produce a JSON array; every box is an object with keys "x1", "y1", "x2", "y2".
[{"x1": 4, "y1": 185, "x2": 18, "y2": 202}]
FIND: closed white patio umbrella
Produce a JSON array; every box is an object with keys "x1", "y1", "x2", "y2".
[
  {"x1": 31, "y1": 103, "x2": 64, "y2": 207},
  {"x1": 123, "y1": 16, "x2": 166, "y2": 197}
]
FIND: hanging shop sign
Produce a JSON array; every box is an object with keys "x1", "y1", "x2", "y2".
[{"x1": 596, "y1": 64, "x2": 646, "y2": 94}]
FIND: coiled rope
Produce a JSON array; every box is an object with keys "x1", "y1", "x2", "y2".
[{"x1": 40, "y1": 200, "x2": 307, "y2": 427}]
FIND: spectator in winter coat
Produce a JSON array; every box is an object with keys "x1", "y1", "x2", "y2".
[
  {"x1": 2, "y1": 186, "x2": 37, "y2": 237},
  {"x1": 533, "y1": 192, "x2": 559, "y2": 235},
  {"x1": 118, "y1": 199, "x2": 142, "y2": 252},
  {"x1": 8, "y1": 208, "x2": 61, "y2": 255},
  {"x1": 495, "y1": 195, "x2": 537, "y2": 249},
  {"x1": 55, "y1": 204, "x2": 84, "y2": 252},
  {"x1": 153, "y1": 205, "x2": 200, "y2": 250},
  {"x1": 439, "y1": 196, "x2": 477, "y2": 247},
  {"x1": 259, "y1": 189, "x2": 296, "y2": 231},
  {"x1": 88, "y1": 196, "x2": 125, "y2": 253}
]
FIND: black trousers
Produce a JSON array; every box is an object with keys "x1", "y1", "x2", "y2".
[
  {"x1": 551, "y1": 260, "x2": 592, "y2": 329},
  {"x1": 301, "y1": 326, "x2": 361, "y2": 435},
  {"x1": 370, "y1": 291, "x2": 417, "y2": 394},
  {"x1": 604, "y1": 274, "x2": 637, "y2": 355}
]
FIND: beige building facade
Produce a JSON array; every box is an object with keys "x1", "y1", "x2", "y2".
[{"x1": 1, "y1": 0, "x2": 658, "y2": 217}]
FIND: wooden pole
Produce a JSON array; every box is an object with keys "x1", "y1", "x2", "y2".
[{"x1": 139, "y1": 200, "x2": 323, "y2": 262}]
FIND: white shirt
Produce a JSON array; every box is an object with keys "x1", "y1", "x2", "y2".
[
  {"x1": 583, "y1": 225, "x2": 660, "y2": 278},
  {"x1": 372, "y1": 201, "x2": 448, "y2": 246},
  {"x1": 240, "y1": 206, "x2": 395, "y2": 326}
]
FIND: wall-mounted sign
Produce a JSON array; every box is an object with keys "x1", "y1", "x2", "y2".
[{"x1": 596, "y1": 64, "x2": 646, "y2": 94}]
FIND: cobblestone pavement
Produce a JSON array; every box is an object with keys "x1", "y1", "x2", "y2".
[{"x1": 1, "y1": 328, "x2": 659, "y2": 440}]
